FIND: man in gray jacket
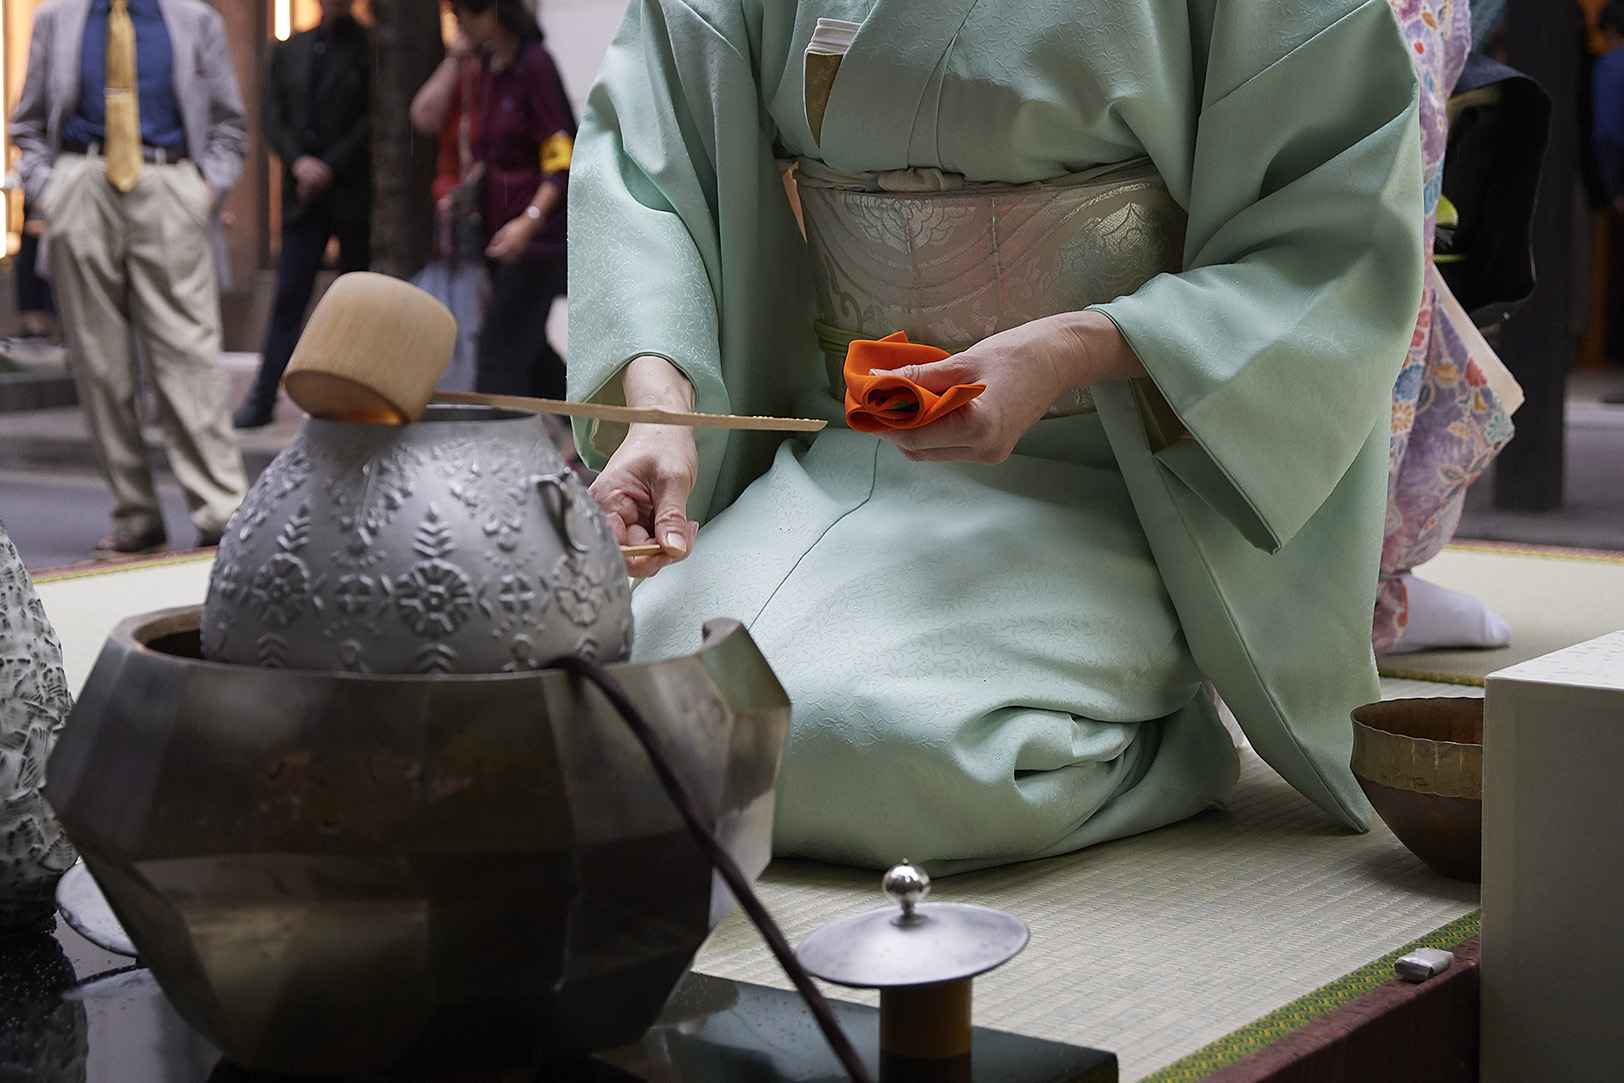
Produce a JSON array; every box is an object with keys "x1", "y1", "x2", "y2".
[{"x1": 11, "y1": 0, "x2": 248, "y2": 557}]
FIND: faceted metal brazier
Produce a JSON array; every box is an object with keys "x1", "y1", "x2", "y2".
[
  {"x1": 45, "y1": 607, "x2": 789, "y2": 1077},
  {"x1": 202, "y1": 403, "x2": 633, "y2": 673}
]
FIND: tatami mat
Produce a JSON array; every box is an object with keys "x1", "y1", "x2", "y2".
[
  {"x1": 1381, "y1": 542, "x2": 1624, "y2": 685},
  {"x1": 694, "y1": 734, "x2": 1481, "y2": 1081},
  {"x1": 33, "y1": 553, "x2": 214, "y2": 696}
]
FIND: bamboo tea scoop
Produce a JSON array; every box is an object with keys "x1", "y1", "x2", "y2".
[{"x1": 281, "y1": 272, "x2": 825, "y2": 433}]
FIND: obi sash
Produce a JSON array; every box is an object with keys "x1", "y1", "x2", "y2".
[{"x1": 793, "y1": 155, "x2": 1187, "y2": 416}]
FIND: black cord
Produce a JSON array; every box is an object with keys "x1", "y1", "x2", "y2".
[{"x1": 545, "y1": 652, "x2": 876, "y2": 1083}]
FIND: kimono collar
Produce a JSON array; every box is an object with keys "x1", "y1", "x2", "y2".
[{"x1": 814, "y1": 0, "x2": 981, "y2": 172}]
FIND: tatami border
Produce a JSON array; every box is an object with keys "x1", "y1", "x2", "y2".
[
  {"x1": 1443, "y1": 539, "x2": 1624, "y2": 563},
  {"x1": 1137, "y1": 910, "x2": 1481, "y2": 1081},
  {"x1": 1373, "y1": 667, "x2": 1485, "y2": 688},
  {"x1": 29, "y1": 549, "x2": 215, "y2": 584}
]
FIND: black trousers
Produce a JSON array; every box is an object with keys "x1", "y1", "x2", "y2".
[
  {"x1": 14, "y1": 205, "x2": 53, "y2": 315},
  {"x1": 475, "y1": 254, "x2": 567, "y2": 401},
  {"x1": 246, "y1": 206, "x2": 371, "y2": 409}
]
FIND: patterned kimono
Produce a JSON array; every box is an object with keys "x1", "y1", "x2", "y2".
[
  {"x1": 1374, "y1": 0, "x2": 1515, "y2": 653},
  {"x1": 569, "y1": 0, "x2": 1424, "y2": 871}
]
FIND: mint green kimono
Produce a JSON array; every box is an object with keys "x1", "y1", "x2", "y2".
[{"x1": 568, "y1": 0, "x2": 1424, "y2": 872}]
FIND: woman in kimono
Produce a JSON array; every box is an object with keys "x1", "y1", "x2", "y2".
[{"x1": 569, "y1": 0, "x2": 1425, "y2": 873}]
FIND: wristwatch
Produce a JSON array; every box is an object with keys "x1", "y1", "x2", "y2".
[{"x1": 523, "y1": 205, "x2": 543, "y2": 223}]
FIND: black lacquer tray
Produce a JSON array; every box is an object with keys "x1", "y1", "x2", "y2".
[{"x1": 4, "y1": 923, "x2": 1114, "y2": 1083}]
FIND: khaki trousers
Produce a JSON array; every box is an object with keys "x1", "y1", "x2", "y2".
[{"x1": 40, "y1": 152, "x2": 246, "y2": 540}]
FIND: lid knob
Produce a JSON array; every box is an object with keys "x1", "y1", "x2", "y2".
[{"x1": 882, "y1": 860, "x2": 930, "y2": 922}]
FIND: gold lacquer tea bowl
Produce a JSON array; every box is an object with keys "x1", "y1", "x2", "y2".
[{"x1": 1351, "y1": 697, "x2": 1482, "y2": 882}]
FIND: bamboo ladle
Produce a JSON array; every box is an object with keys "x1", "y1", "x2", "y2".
[
  {"x1": 280, "y1": 273, "x2": 826, "y2": 433},
  {"x1": 278, "y1": 274, "x2": 825, "y2": 560}
]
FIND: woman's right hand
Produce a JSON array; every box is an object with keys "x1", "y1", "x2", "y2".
[{"x1": 587, "y1": 357, "x2": 701, "y2": 577}]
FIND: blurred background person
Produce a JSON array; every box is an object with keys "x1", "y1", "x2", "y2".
[
  {"x1": 448, "y1": 0, "x2": 573, "y2": 403},
  {"x1": 1593, "y1": 3, "x2": 1624, "y2": 208},
  {"x1": 410, "y1": 17, "x2": 486, "y2": 394},
  {"x1": 234, "y1": 0, "x2": 372, "y2": 429},
  {"x1": 10, "y1": 0, "x2": 249, "y2": 557},
  {"x1": 1593, "y1": 1, "x2": 1624, "y2": 403}
]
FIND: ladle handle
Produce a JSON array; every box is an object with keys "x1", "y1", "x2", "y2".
[{"x1": 433, "y1": 390, "x2": 827, "y2": 433}]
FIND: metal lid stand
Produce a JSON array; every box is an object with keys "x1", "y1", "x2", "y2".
[{"x1": 797, "y1": 862, "x2": 1030, "y2": 1081}]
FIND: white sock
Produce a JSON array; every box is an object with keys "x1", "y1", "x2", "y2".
[{"x1": 1385, "y1": 573, "x2": 1512, "y2": 654}]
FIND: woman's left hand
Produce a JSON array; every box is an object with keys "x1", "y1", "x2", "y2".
[
  {"x1": 485, "y1": 214, "x2": 537, "y2": 262},
  {"x1": 877, "y1": 311, "x2": 1147, "y2": 464}
]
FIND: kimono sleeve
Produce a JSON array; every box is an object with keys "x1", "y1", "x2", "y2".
[
  {"x1": 1095, "y1": 0, "x2": 1425, "y2": 553},
  {"x1": 567, "y1": 0, "x2": 820, "y2": 522},
  {"x1": 10, "y1": 12, "x2": 55, "y2": 205}
]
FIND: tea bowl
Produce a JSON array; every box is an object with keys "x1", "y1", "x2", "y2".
[{"x1": 1351, "y1": 697, "x2": 1483, "y2": 882}]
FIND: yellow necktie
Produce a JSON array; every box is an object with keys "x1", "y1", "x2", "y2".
[{"x1": 104, "y1": 0, "x2": 141, "y2": 192}]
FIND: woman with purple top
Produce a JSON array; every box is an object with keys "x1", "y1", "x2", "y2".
[{"x1": 450, "y1": 0, "x2": 575, "y2": 400}]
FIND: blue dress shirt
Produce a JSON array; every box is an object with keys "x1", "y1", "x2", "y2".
[{"x1": 61, "y1": 0, "x2": 186, "y2": 153}]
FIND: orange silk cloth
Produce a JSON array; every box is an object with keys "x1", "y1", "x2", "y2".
[{"x1": 842, "y1": 332, "x2": 985, "y2": 433}]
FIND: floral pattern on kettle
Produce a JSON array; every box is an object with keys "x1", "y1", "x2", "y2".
[
  {"x1": 247, "y1": 505, "x2": 314, "y2": 631},
  {"x1": 202, "y1": 408, "x2": 634, "y2": 674}
]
